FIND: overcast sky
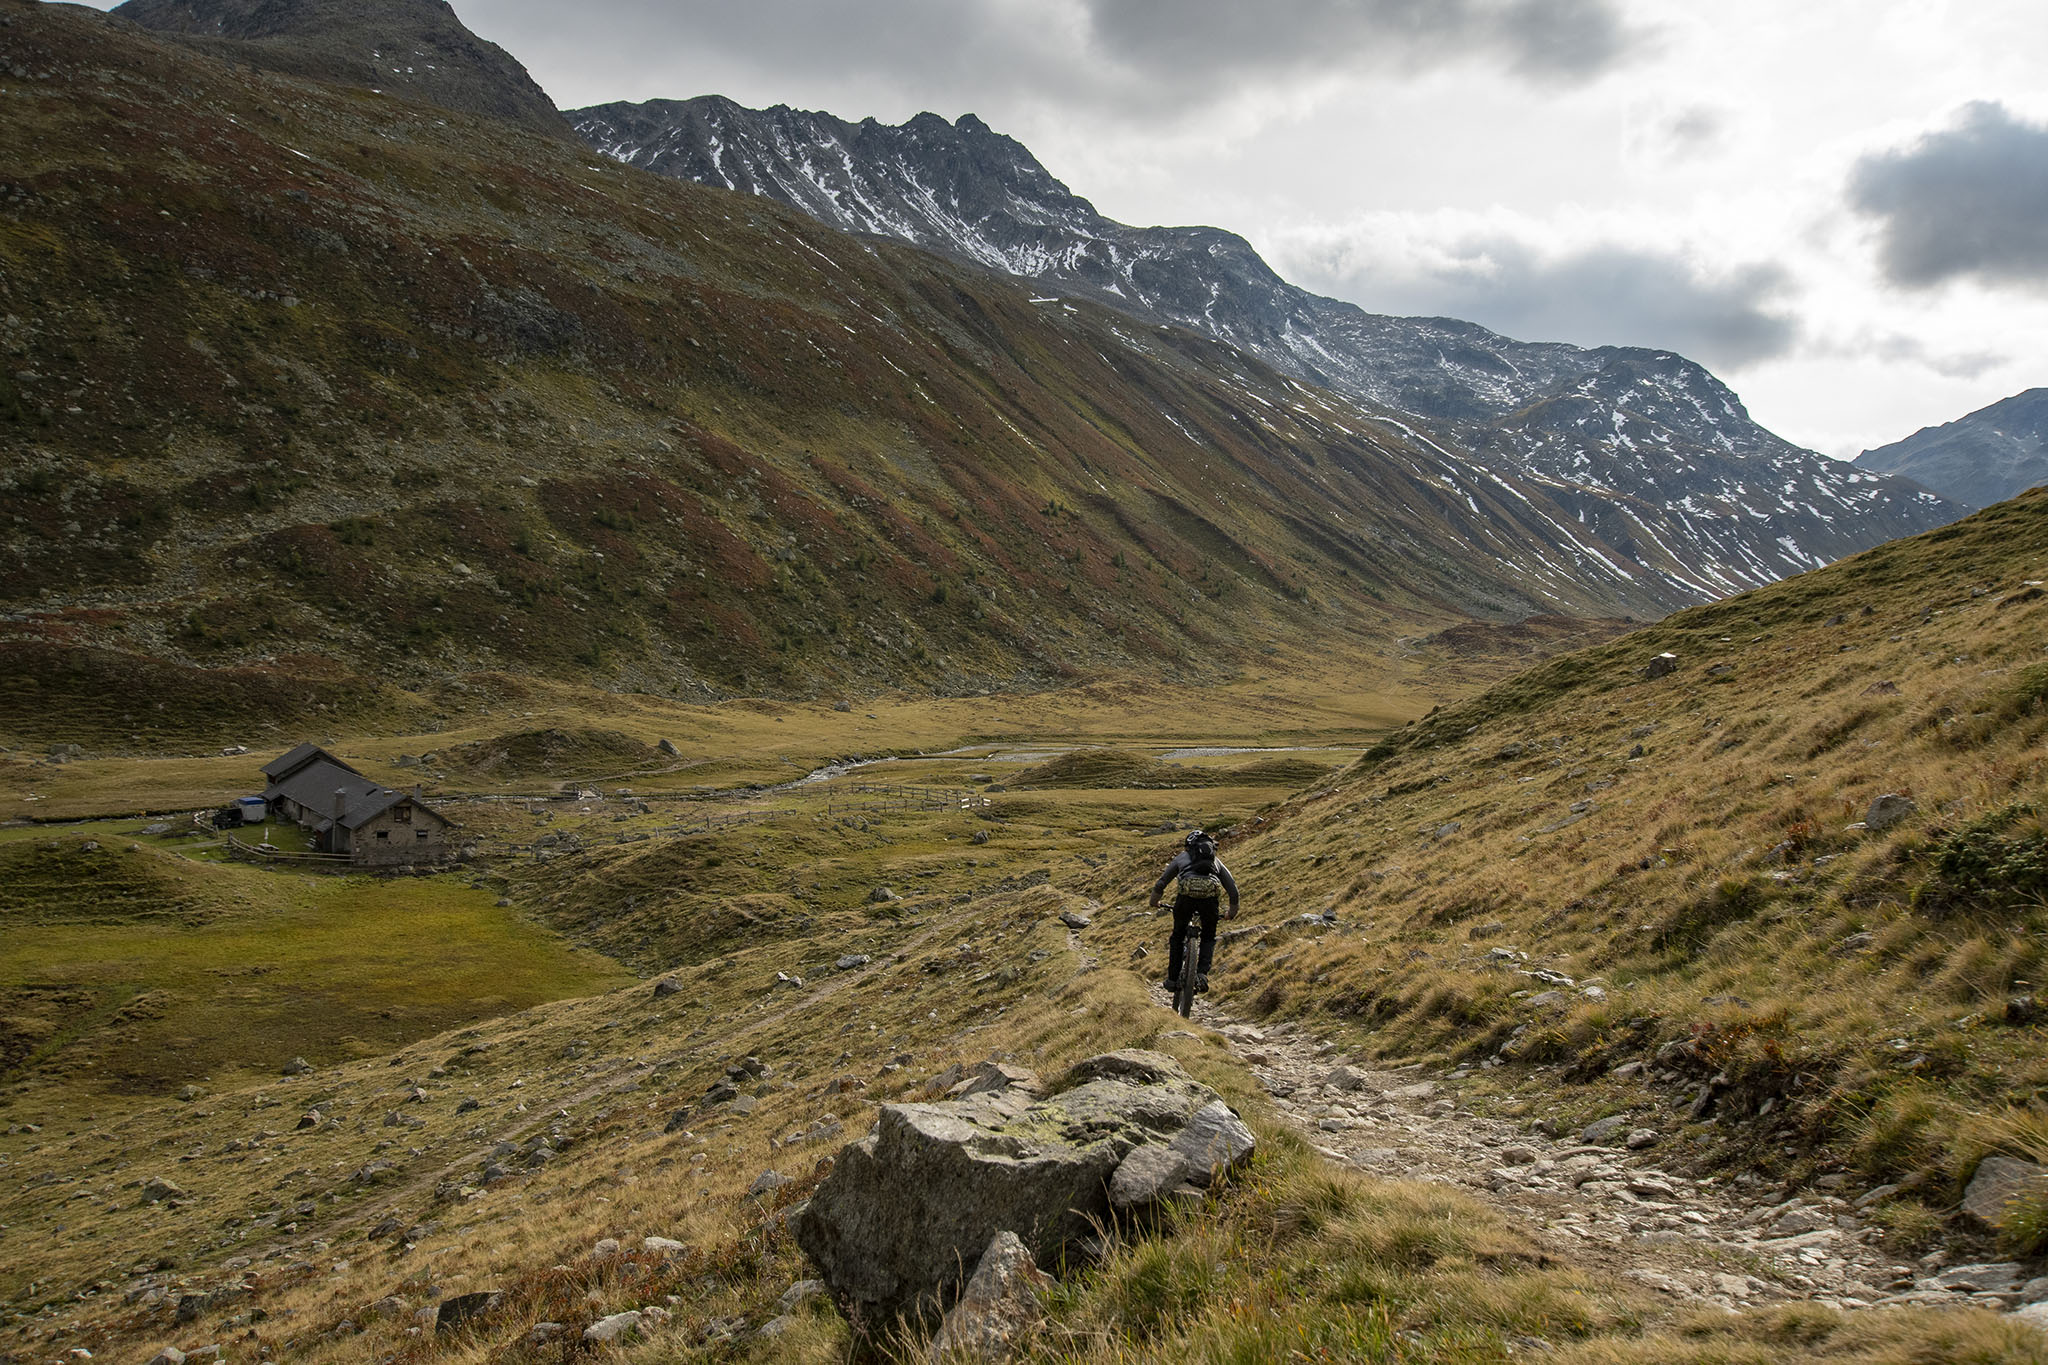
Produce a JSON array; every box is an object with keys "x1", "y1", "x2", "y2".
[{"x1": 99, "y1": 0, "x2": 2048, "y2": 458}]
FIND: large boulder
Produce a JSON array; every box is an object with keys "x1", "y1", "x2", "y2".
[
  {"x1": 1962, "y1": 1155, "x2": 2048, "y2": 1226},
  {"x1": 791, "y1": 1050, "x2": 1254, "y2": 1331}
]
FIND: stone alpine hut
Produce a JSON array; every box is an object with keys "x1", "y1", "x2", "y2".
[{"x1": 260, "y1": 743, "x2": 454, "y2": 866}]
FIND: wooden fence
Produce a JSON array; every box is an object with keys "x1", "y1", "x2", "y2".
[
  {"x1": 223, "y1": 832, "x2": 353, "y2": 867},
  {"x1": 824, "y1": 784, "x2": 989, "y2": 818}
]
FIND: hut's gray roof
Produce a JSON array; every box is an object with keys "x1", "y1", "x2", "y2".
[
  {"x1": 266, "y1": 758, "x2": 447, "y2": 830},
  {"x1": 261, "y1": 742, "x2": 360, "y2": 782}
]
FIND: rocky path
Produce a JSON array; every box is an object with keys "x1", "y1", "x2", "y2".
[{"x1": 1162, "y1": 993, "x2": 2046, "y2": 1318}]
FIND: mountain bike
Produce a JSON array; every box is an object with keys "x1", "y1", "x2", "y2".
[{"x1": 1172, "y1": 912, "x2": 1204, "y2": 1018}]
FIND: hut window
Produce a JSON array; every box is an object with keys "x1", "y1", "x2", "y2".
[
  {"x1": 416, "y1": 829, "x2": 429, "y2": 840},
  {"x1": 376, "y1": 830, "x2": 389, "y2": 840},
  {"x1": 394, "y1": 805, "x2": 412, "y2": 824}
]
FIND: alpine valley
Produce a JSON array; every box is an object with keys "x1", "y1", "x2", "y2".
[{"x1": 7, "y1": 4, "x2": 2048, "y2": 1365}]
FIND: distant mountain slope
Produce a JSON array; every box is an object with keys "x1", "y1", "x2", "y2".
[
  {"x1": 572, "y1": 97, "x2": 1959, "y2": 597},
  {"x1": 111, "y1": 0, "x2": 569, "y2": 137},
  {"x1": 1854, "y1": 387, "x2": 2048, "y2": 511},
  {"x1": 4, "y1": 0, "x2": 1706, "y2": 744}
]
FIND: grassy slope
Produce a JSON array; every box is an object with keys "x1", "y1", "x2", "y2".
[
  {"x1": 4, "y1": 868, "x2": 2032, "y2": 1365},
  {"x1": 0, "y1": 832, "x2": 630, "y2": 1118},
  {"x1": 1055, "y1": 489, "x2": 2048, "y2": 1252}
]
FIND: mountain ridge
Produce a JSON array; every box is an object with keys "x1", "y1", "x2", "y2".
[
  {"x1": 572, "y1": 96, "x2": 1959, "y2": 599},
  {"x1": 1855, "y1": 386, "x2": 2048, "y2": 512}
]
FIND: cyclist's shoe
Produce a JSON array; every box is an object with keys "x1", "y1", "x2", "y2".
[
  {"x1": 1195, "y1": 973, "x2": 1209, "y2": 993},
  {"x1": 1160, "y1": 974, "x2": 1176, "y2": 990}
]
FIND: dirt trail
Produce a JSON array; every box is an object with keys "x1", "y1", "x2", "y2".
[{"x1": 1157, "y1": 989, "x2": 2020, "y2": 1316}]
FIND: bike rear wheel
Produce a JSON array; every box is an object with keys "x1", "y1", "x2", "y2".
[{"x1": 1174, "y1": 922, "x2": 1201, "y2": 1017}]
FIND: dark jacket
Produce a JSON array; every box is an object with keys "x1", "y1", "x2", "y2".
[{"x1": 1152, "y1": 850, "x2": 1240, "y2": 911}]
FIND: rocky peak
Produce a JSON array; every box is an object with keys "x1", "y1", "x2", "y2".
[{"x1": 113, "y1": 0, "x2": 569, "y2": 137}]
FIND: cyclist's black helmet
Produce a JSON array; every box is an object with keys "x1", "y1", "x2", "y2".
[{"x1": 1184, "y1": 830, "x2": 1211, "y2": 849}]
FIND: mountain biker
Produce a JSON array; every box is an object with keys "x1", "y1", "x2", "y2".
[{"x1": 1148, "y1": 829, "x2": 1240, "y2": 995}]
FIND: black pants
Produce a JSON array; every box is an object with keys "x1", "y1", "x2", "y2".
[{"x1": 1168, "y1": 895, "x2": 1220, "y2": 981}]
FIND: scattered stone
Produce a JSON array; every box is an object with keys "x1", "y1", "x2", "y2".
[
  {"x1": 1962, "y1": 1156, "x2": 2048, "y2": 1226},
  {"x1": 836, "y1": 954, "x2": 872, "y2": 971},
  {"x1": 777, "y1": 1280, "x2": 826, "y2": 1313},
  {"x1": 1580, "y1": 1116, "x2": 1629, "y2": 1146},
  {"x1": 750, "y1": 1169, "x2": 794, "y2": 1197},
  {"x1": 529, "y1": 1323, "x2": 567, "y2": 1344},
  {"x1": 176, "y1": 1084, "x2": 204, "y2": 1103},
  {"x1": 435, "y1": 1290, "x2": 502, "y2": 1333},
  {"x1": 652, "y1": 978, "x2": 685, "y2": 998},
  {"x1": 1625, "y1": 1128, "x2": 1660, "y2": 1150},
  {"x1": 591, "y1": 1237, "x2": 621, "y2": 1258},
  {"x1": 658, "y1": 738, "x2": 680, "y2": 756},
  {"x1": 1388, "y1": 1081, "x2": 1437, "y2": 1101},
  {"x1": 1058, "y1": 910, "x2": 1092, "y2": 929},
  {"x1": 139, "y1": 1177, "x2": 185, "y2": 1204},
  {"x1": 2009, "y1": 995, "x2": 2039, "y2": 1025},
  {"x1": 1864, "y1": 793, "x2": 1918, "y2": 833},
  {"x1": 146, "y1": 1349, "x2": 185, "y2": 1365},
  {"x1": 1323, "y1": 1066, "x2": 1374, "y2": 1092},
  {"x1": 1642, "y1": 652, "x2": 1679, "y2": 679},
  {"x1": 927, "y1": 1230, "x2": 1052, "y2": 1362},
  {"x1": 1918, "y1": 1262, "x2": 2026, "y2": 1293},
  {"x1": 643, "y1": 1235, "x2": 687, "y2": 1255},
  {"x1": 869, "y1": 886, "x2": 901, "y2": 903},
  {"x1": 1609, "y1": 1061, "x2": 1646, "y2": 1079},
  {"x1": 281, "y1": 1056, "x2": 310, "y2": 1075},
  {"x1": 582, "y1": 1310, "x2": 643, "y2": 1345}
]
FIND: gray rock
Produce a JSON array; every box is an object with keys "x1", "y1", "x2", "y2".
[
  {"x1": 1962, "y1": 1156, "x2": 2048, "y2": 1225},
  {"x1": 435, "y1": 1290, "x2": 502, "y2": 1333},
  {"x1": 750, "y1": 1169, "x2": 795, "y2": 1197},
  {"x1": 1864, "y1": 793, "x2": 1918, "y2": 833},
  {"x1": 777, "y1": 1279, "x2": 826, "y2": 1313},
  {"x1": 1388, "y1": 1081, "x2": 1437, "y2": 1101},
  {"x1": 927, "y1": 1230, "x2": 1051, "y2": 1362},
  {"x1": 582, "y1": 1310, "x2": 643, "y2": 1344},
  {"x1": 1768, "y1": 1207, "x2": 1831, "y2": 1237},
  {"x1": 658, "y1": 738, "x2": 680, "y2": 756},
  {"x1": 1580, "y1": 1116, "x2": 1629, "y2": 1145},
  {"x1": 281, "y1": 1056, "x2": 310, "y2": 1075},
  {"x1": 146, "y1": 1349, "x2": 186, "y2": 1365},
  {"x1": 1918, "y1": 1262, "x2": 2026, "y2": 1292},
  {"x1": 1109, "y1": 1144, "x2": 1194, "y2": 1208},
  {"x1": 2014, "y1": 1301, "x2": 2048, "y2": 1329},
  {"x1": 869, "y1": 886, "x2": 901, "y2": 903},
  {"x1": 1058, "y1": 910, "x2": 1092, "y2": 929},
  {"x1": 950, "y1": 1062, "x2": 1045, "y2": 1100},
  {"x1": 139, "y1": 1177, "x2": 185, "y2": 1204},
  {"x1": 1323, "y1": 1066, "x2": 1374, "y2": 1092},
  {"x1": 653, "y1": 977, "x2": 685, "y2": 998},
  {"x1": 529, "y1": 1323, "x2": 567, "y2": 1343},
  {"x1": 643, "y1": 1235, "x2": 687, "y2": 1255},
  {"x1": 1168, "y1": 1100, "x2": 1256, "y2": 1181},
  {"x1": 836, "y1": 953, "x2": 872, "y2": 971},
  {"x1": 754, "y1": 1314, "x2": 795, "y2": 1338},
  {"x1": 591, "y1": 1237, "x2": 621, "y2": 1258},
  {"x1": 791, "y1": 1049, "x2": 1251, "y2": 1330},
  {"x1": 1625, "y1": 1128, "x2": 1659, "y2": 1150},
  {"x1": 1642, "y1": 652, "x2": 1679, "y2": 679}
]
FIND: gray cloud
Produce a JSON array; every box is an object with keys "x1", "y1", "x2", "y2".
[
  {"x1": 1082, "y1": 0, "x2": 1638, "y2": 89},
  {"x1": 1282, "y1": 233, "x2": 1799, "y2": 369},
  {"x1": 455, "y1": 0, "x2": 1638, "y2": 119},
  {"x1": 1849, "y1": 101, "x2": 2048, "y2": 291}
]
